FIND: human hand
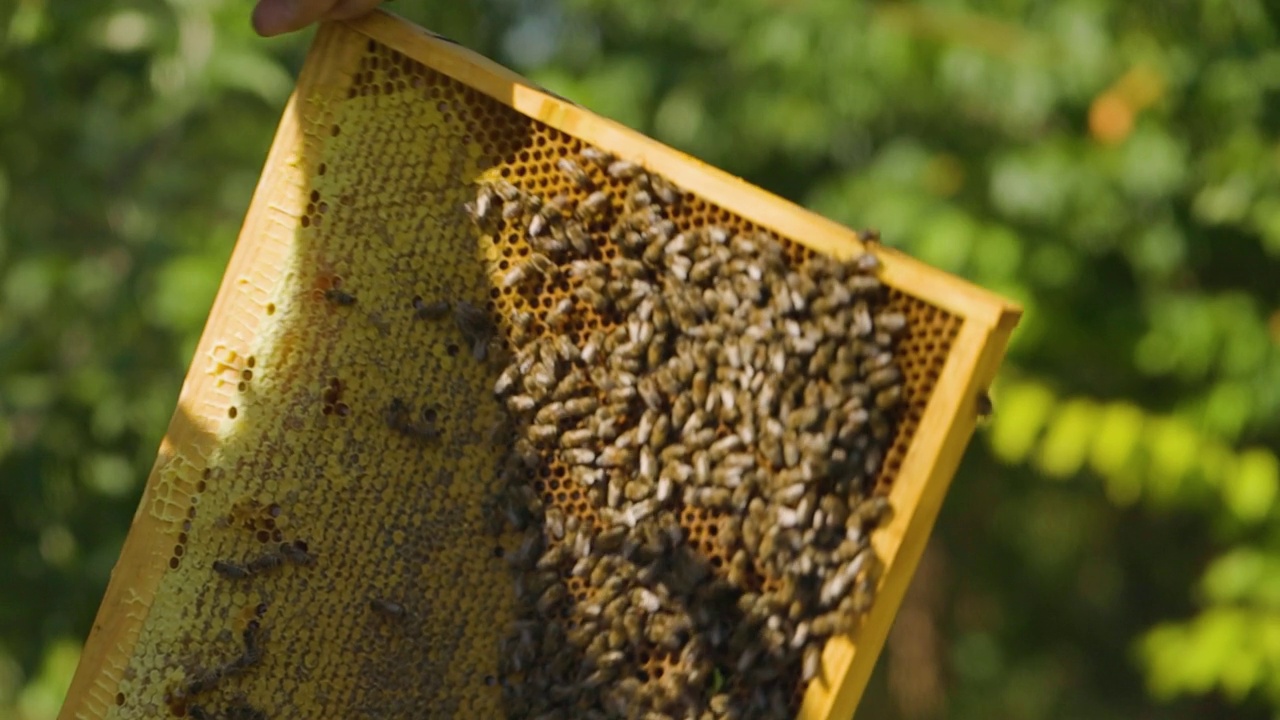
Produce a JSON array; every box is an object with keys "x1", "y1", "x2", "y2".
[{"x1": 252, "y1": 0, "x2": 386, "y2": 37}]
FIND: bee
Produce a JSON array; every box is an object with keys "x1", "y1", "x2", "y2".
[
  {"x1": 225, "y1": 645, "x2": 262, "y2": 677},
  {"x1": 507, "y1": 394, "x2": 537, "y2": 414},
  {"x1": 544, "y1": 297, "x2": 574, "y2": 330},
  {"x1": 577, "y1": 190, "x2": 611, "y2": 222},
  {"x1": 226, "y1": 701, "x2": 267, "y2": 720},
  {"x1": 385, "y1": 398, "x2": 441, "y2": 441},
  {"x1": 472, "y1": 184, "x2": 497, "y2": 219},
  {"x1": 595, "y1": 525, "x2": 627, "y2": 554},
  {"x1": 540, "y1": 193, "x2": 573, "y2": 217},
  {"x1": 977, "y1": 390, "x2": 994, "y2": 421},
  {"x1": 491, "y1": 179, "x2": 521, "y2": 202},
  {"x1": 527, "y1": 212, "x2": 548, "y2": 238},
  {"x1": 565, "y1": 221, "x2": 593, "y2": 256},
  {"x1": 650, "y1": 174, "x2": 680, "y2": 204},
  {"x1": 213, "y1": 560, "x2": 250, "y2": 580},
  {"x1": 187, "y1": 705, "x2": 211, "y2": 720},
  {"x1": 324, "y1": 288, "x2": 357, "y2": 306},
  {"x1": 507, "y1": 531, "x2": 545, "y2": 571},
  {"x1": 412, "y1": 296, "x2": 450, "y2": 320},
  {"x1": 493, "y1": 364, "x2": 523, "y2": 398},
  {"x1": 246, "y1": 552, "x2": 284, "y2": 575},
  {"x1": 510, "y1": 308, "x2": 534, "y2": 333},
  {"x1": 562, "y1": 448, "x2": 596, "y2": 466},
  {"x1": 370, "y1": 597, "x2": 406, "y2": 620},
  {"x1": 597, "y1": 445, "x2": 635, "y2": 469},
  {"x1": 529, "y1": 423, "x2": 559, "y2": 444},
  {"x1": 874, "y1": 385, "x2": 903, "y2": 410},
  {"x1": 874, "y1": 311, "x2": 907, "y2": 335},
  {"x1": 855, "y1": 249, "x2": 881, "y2": 273},
  {"x1": 689, "y1": 486, "x2": 732, "y2": 511},
  {"x1": 536, "y1": 582, "x2": 568, "y2": 614},
  {"x1": 526, "y1": 252, "x2": 559, "y2": 281},
  {"x1": 580, "y1": 146, "x2": 614, "y2": 168},
  {"x1": 852, "y1": 495, "x2": 893, "y2": 530},
  {"x1": 453, "y1": 300, "x2": 495, "y2": 361},
  {"x1": 556, "y1": 157, "x2": 593, "y2": 188},
  {"x1": 607, "y1": 159, "x2": 642, "y2": 180},
  {"x1": 501, "y1": 263, "x2": 534, "y2": 290},
  {"x1": 626, "y1": 188, "x2": 652, "y2": 213},
  {"x1": 545, "y1": 506, "x2": 567, "y2": 540},
  {"x1": 183, "y1": 667, "x2": 224, "y2": 697},
  {"x1": 501, "y1": 199, "x2": 523, "y2": 221},
  {"x1": 279, "y1": 540, "x2": 314, "y2": 566}
]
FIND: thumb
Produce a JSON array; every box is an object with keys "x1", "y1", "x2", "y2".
[{"x1": 252, "y1": 0, "x2": 331, "y2": 37}]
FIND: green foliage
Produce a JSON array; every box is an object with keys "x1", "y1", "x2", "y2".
[{"x1": 3, "y1": 0, "x2": 1279, "y2": 718}]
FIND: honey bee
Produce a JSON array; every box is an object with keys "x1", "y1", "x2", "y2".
[
  {"x1": 385, "y1": 398, "x2": 441, "y2": 442},
  {"x1": 626, "y1": 188, "x2": 652, "y2": 212},
  {"x1": 607, "y1": 159, "x2": 642, "y2": 180},
  {"x1": 501, "y1": 263, "x2": 534, "y2": 290},
  {"x1": 977, "y1": 390, "x2": 994, "y2": 421},
  {"x1": 556, "y1": 157, "x2": 594, "y2": 188},
  {"x1": 411, "y1": 296, "x2": 451, "y2": 320},
  {"x1": 507, "y1": 531, "x2": 545, "y2": 571},
  {"x1": 527, "y1": 212, "x2": 548, "y2": 238},
  {"x1": 524, "y1": 249, "x2": 560, "y2": 278},
  {"x1": 580, "y1": 147, "x2": 614, "y2": 168},
  {"x1": 855, "y1": 250, "x2": 881, "y2": 273},
  {"x1": 577, "y1": 190, "x2": 610, "y2": 222},
  {"x1": 529, "y1": 423, "x2": 559, "y2": 444},
  {"x1": 183, "y1": 667, "x2": 224, "y2": 697},
  {"x1": 562, "y1": 448, "x2": 596, "y2": 466},
  {"x1": 246, "y1": 552, "x2": 284, "y2": 575},
  {"x1": 874, "y1": 385, "x2": 903, "y2": 410},
  {"x1": 544, "y1": 297, "x2": 574, "y2": 330},
  {"x1": 595, "y1": 525, "x2": 627, "y2": 554},
  {"x1": 536, "y1": 582, "x2": 568, "y2": 614},
  {"x1": 493, "y1": 364, "x2": 522, "y2": 398},
  {"x1": 324, "y1": 288, "x2": 357, "y2": 306},
  {"x1": 492, "y1": 179, "x2": 521, "y2": 202},
  {"x1": 510, "y1": 309, "x2": 534, "y2": 333},
  {"x1": 453, "y1": 300, "x2": 495, "y2": 361},
  {"x1": 852, "y1": 494, "x2": 893, "y2": 530},
  {"x1": 187, "y1": 705, "x2": 211, "y2": 720},
  {"x1": 507, "y1": 394, "x2": 537, "y2": 415},
  {"x1": 279, "y1": 540, "x2": 314, "y2": 566},
  {"x1": 472, "y1": 183, "x2": 498, "y2": 218},
  {"x1": 545, "y1": 506, "x2": 567, "y2": 540},
  {"x1": 874, "y1": 311, "x2": 907, "y2": 335},
  {"x1": 213, "y1": 560, "x2": 250, "y2": 580},
  {"x1": 502, "y1": 199, "x2": 523, "y2": 221},
  {"x1": 565, "y1": 221, "x2": 593, "y2": 256}
]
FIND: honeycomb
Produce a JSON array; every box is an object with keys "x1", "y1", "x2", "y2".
[{"x1": 66, "y1": 25, "x2": 973, "y2": 720}]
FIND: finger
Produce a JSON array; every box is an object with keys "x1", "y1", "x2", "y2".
[
  {"x1": 251, "y1": 0, "x2": 341, "y2": 37},
  {"x1": 325, "y1": 0, "x2": 386, "y2": 21}
]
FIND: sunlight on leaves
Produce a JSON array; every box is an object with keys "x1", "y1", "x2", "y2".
[
  {"x1": 1200, "y1": 548, "x2": 1280, "y2": 609},
  {"x1": 988, "y1": 380, "x2": 1056, "y2": 465},
  {"x1": 1222, "y1": 449, "x2": 1279, "y2": 522},
  {"x1": 1035, "y1": 398, "x2": 1097, "y2": 479}
]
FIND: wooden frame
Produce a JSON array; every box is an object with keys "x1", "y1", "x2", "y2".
[{"x1": 59, "y1": 11, "x2": 1021, "y2": 720}]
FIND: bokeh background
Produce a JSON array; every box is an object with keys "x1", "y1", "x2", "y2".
[{"x1": 3, "y1": 1, "x2": 1279, "y2": 718}]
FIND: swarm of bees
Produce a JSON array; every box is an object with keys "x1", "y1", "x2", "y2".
[{"x1": 463, "y1": 144, "x2": 908, "y2": 720}]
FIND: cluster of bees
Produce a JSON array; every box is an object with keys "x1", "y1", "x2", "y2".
[
  {"x1": 464, "y1": 145, "x2": 907, "y2": 719},
  {"x1": 177, "y1": 540, "x2": 316, "y2": 717}
]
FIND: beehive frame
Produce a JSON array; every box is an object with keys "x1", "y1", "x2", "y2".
[{"x1": 59, "y1": 11, "x2": 1021, "y2": 720}]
